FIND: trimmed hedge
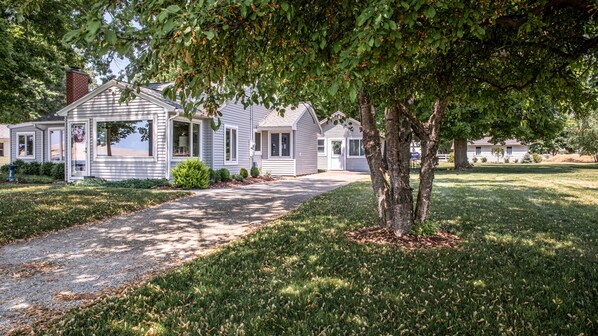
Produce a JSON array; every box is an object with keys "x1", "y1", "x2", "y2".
[{"x1": 171, "y1": 159, "x2": 211, "y2": 189}]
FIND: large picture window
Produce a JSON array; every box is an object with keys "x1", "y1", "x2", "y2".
[
  {"x1": 225, "y1": 126, "x2": 238, "y2": 163},
  {"x1": 172, "y1": 120, "x2": 201, "y2": 158},
  {"x1": 96, "y1": 120, "x2": 153, "y2": 157},
  {"x1": 348, "y1": 139, "x2": 365, "y2": 157},
  {"x1": 271, "y1": 132, "x2": 290, "y2": 157},
  {"x1": 17, "y1": 132, "x2": 35, "y2": 158},
  {"x1": 49, "y1": 128, "x2": 65, "y2": 161}
]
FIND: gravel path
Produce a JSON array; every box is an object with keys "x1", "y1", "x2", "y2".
[{"x1": 0, "y1": 172, "x2": 366, "y2": 333}]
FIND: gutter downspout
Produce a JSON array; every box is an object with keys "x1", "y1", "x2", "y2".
[{"x1": 166, "y1": 109, "x2": 180, "y2": 179}]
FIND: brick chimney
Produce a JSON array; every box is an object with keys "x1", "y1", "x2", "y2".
[{"x1": 66, "y1": 66, "x2": 89, "y2": 105}]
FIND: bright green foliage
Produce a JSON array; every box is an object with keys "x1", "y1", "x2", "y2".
[
  {"x1": 532, "y1": 153, "x2": 543, "y2": 163},
  {"x1": 250, "y1": 166, "x2": 260, "y2": 178},
  {"x1": 37, "y1": 165, "x2": 598, "y2": 335},
  {"x1": 239, "y1": 168, "x2": 249, "y2": 179},
  {"x1": 219, "y1": 168, "x2": 231, "y2": 182},
  {"x1": 171, "y1": 159, "x2": 210, "y2": 189},
  {"x1": 448, "y1": 152, "x2": 454, "y2": 163},
  {"x1": 0, "y1": 184, "x2": 187, "y2": 245},
  {"x1": 232, "y1": 174, "x2": 244, "y2": 182},
  {"x1": 50, "y1": 163, "x2": 65, "y2": 180},
  {"x1": 39, "y1": 162, "x2": 55, "y2": 176},
  {"x1": 209, "y1": 168, "x2": 221, "y2": 183},
  {"x1": 491, "y1": 146, "x2": 505, "y2": 162},
  {"x1": 481, "y1": 157, "x2": 488, "y2": 163},
  {"x1": 567, "y1": 109, "x2": 598, "y2": 162}
]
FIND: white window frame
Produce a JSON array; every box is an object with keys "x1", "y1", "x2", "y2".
[
  {"x1": 47, "y1": 127, "x2": 65, "y2": 162},
  {"x1": 317, "y1": 137, "x2": 326, "y2": 156},
  {"x1": 16, "y1": 132, "x2": 35, "y2": 159},
  {"x1": 347, "y1": 138, "x2": 365, "y2": 158},
  {"x1": 506, "y1": 146, "x2": 513, "y2": 156},
  {"x1": 224, "y1": 125, "x2": 239, "y2": 165},
  {"x1": 269, "y1": 131, "x2": 293, "y2": 159},
  {"x1": 475, "y1": 146, "x2": 482, "y2": 156},
  {"x1": 171, "y1": 119, "x2": 203, "y2": 161},
  {"x1": 254, "y1": 131, "x2": 262, "y2": 154},
  {"x1": 92, "y1": 116, "x2": 157, "y2": 162}
]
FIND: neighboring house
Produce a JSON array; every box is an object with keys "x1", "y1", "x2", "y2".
[
  {"x1": 468, "y1": 137, "x2": 528, "y2": 162},
  {"x1": 9, "y1": 68, "x2": 322, "y2": 181},
  {"x1": 0, "y1": 124, "x2": 9, "y2": 165}
]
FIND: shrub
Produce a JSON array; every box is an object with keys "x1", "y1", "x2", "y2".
[
  {"x1": 504, "y1": 157, "x2": 510, "y2": 164},
  {"x1": 0, "y1": 164, "x2": 8, "y2": 174},
  {"x1": 513, "y1": 158, "x2": 519, "y2": 163},
  {"x1": 239, "y1": 168, "x2": 249, "y2": 178},
  {"x1": 51, "y1": 163, "x2": 65, "y2": 180},
  {"x1": 232, "y1": 174, "x2": 244, "y2": 182},
  {"x1": 219, "y1": 168, "x2": 231, "y2": 181},
  {"x1": 521, "y1": 153, "x2": 533, "y2": 163},
  {"x1": 171, "y1": 159, "x2": 210, "y2": 189},
  {"x1": 209, "y1": 168, "x2": 221, "y2": 183},
  {"x1": 250, "y1": 166, "x2": 260, "y2": 178},
  {"x1": 448, "y1": 152, "x2": 454, "y2": 163},
  {"x1": 472, "y1": 157, "x2": 478, "y2": 163},
  {"x1": 15, "y1": 174, "x2": 56, "y2": 184},
  {"x1": 481, "y1": 157, "x2": 488, "y2": 163},
  {"x1": 410, "y1": 221, "x2": 440, "y2": 236},
  {"x1": 20, "y1": 162, "x2": 41, "y2": 175},
  {"x1": 110, "y1": 179, "x2": 170, "y2": 189},
  {"x1": 75, "y1": 178, "x2": 108, "y2": 187},
  {"x1": 532, "y1": 152, "x2": 542, "y2": 163},
  {"x1": 40, "y1": 162, "x2": 55, "y2": 176}
]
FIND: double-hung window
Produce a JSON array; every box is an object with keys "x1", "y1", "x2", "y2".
[
  {"x1": 17, "y1": 132, "x2": 35, "y2": 158},
  {"x1": 225, "y1": 126, "x2": 238, "y2": 164},
  {"x1": 48, "y1": 128, "x2": 65, "y2": 161},
  {"x1": 348, "y1": 139, "x2": 365, "y2": 157},
  {"x1": 475, "y1": 147, "x2": 482, "y2": 156},
  {"x1": 96, "y1": 120, "x2": 154, "y2": 157},
  {"x1": 506, "y1": 146, "x2": 513, "y2": 156},
  {"x1": 317, "y1": 139, "x2": 325, "y2": 155},
  {"x1": 0, "y1": 143, "x2": 4, "y2": 157},
  {"x1": 270, "y1": 132, "x2": 291, "y2": 157},
  {"x1": 172, "y1": 120, "x2": 201, "y2": 159},
  {"x1": 254, "y1": 132, "x2": 261, "y2": 153}
]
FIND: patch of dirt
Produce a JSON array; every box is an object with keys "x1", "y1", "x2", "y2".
[
  {"x1": 209, "y1": 176, "x2": 279, "y2": 189},
  {"x1": 544, "y1": 154, "x2": 596, "y2": 163},
  {"x1": 54, "y1": 291, "x2": 97, "y2": 302},
  {"x1": 347, "y1": 226, "x2": 460, "y2": 250},
  {"x1": 1, "y1": 261, "x2": 59, "y2": 279}
]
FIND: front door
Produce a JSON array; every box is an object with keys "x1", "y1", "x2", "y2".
[
  {"x1": 328, "y1": 139, "x2": 345, "y2": 170},
  {"x1": 69, "y1": 122, "x2": 88, "y2": 179}
]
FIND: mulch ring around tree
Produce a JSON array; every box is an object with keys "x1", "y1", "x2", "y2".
[{"x1": 346, "y1": 226, "x2": 460, "y2": 250}]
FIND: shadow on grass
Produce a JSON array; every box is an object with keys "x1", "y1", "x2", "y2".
[{"x1": 36, "y1": 170, "x2": 598, "y2": 335}]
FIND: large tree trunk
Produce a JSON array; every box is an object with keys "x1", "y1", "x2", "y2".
[
  {"x1": 413, "y1": 98, "x2": 448, "y2": 224},
  {"x1": 358, "y1": 91, "x2": 393, "y2": 227},
  {"x1": 384, "y1": 103, "x2": 414, "y2": 235},
  {"x1": 453, "y1": 138, "x2": 471, "y2": 169}
]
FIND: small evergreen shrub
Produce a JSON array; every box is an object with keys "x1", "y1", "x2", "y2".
[
  {"x1": 513, "y1": 158, "x2": 519, "y2": 163},
  {"x1": 21, "y1": 162, "x2": 41, "y2": 175},
  {"x1": 250, "y1": 166, "x2": 260, "y2": 178},
  {"x1": 232, "y1": 174, "x2": 244, "y2": 182},
  {"x1": 40, "y1": 162, "x2": 55, "y2": 176},
  {"x1": 171, "y1": 159, "x2": 210, "y2": 189},
  {"x1": 532, "y1": 152, "x2": 542, "y2": 163},
  {"x1": 448, "y1": 152, "x2": 454, "y2": 163},
  {"x1": 51, "y1": 163, "x2": 65, "y2": 180},
  {"x1": 210, "y1": 168, "x2": 221, "y2": 183},
  {"x1": 0, "y1": 164, "x2": 9, "y2": 174},
  {"x1": 521, "y1": 153, "x2": 533, "y2": 163},
  {"x1": 472, "y1": 157, "x2": 478, "y2": 163},
  {"x1": 481, "y1": 157, "x2": 488, "y2": 163},
  {"x1": 504, "y1": 157, "x2": 510, "y2": 163},
  {"x1": 239, "y1": 168, "x2": 249, "y2": 179},
  {"x1": 219, "y1": 168, "x2": 231, "y2": 181}
]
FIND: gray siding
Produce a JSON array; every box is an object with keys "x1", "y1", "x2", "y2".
[
  {"x1": 346, "y1": 158, "x2": 369, "y2": 171},
  {"x1": 320, "y1": 120, "x2": 370, "y2": 172},
  {"x1": 317, "y1": 155, "x2": 327, "y2": 170},
  {"x1": 67, "y1": 87, "x2": 169, "y2": 181},
  {"x1": 294, "y1": 111, "x2": 319, "y2": 175}
]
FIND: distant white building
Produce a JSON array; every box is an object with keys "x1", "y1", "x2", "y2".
[
  {"x1": 0, "y1": 124, "x2": 9, "y2": 165},
  {"x1": 468, "y1": 137, "x2": 528, "y2": 163}
]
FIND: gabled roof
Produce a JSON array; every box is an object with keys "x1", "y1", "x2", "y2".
[
  {"x1": 319, "y1": 111, "x2": 361, "y2": 127},
  {"x1": 469, "y1": 137, "x2": 525, "y2": 146},
  {"x1": 56, "y1": 80, "x2": 181, "y2": 116},
  {"x1": 258, "y1": 103, "x2": 322, "y2": 133}
]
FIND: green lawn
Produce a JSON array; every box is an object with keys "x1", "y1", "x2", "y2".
[
  {"x1": 0, "y1": 184, "x2": 189, "y2": 245},
  {"x1": 37, "y1": 164, "x2": 598, "y2": 335}
]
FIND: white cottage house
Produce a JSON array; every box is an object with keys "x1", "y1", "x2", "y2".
[
  {"x1": 8, "y1": 68, "x2": 322, "y2": 181},
  {"x1": 468, "y1": 137, "x2": 529, "y2": 162},
  {"x1": 0, "y1": 124, "x2": 9, "y2": 165}
]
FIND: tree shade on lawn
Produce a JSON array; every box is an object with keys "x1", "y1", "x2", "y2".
[{"x1": 32, "y1": 164, "x2": 598, "y2": 335}]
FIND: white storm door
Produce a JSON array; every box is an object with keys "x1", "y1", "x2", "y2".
[{"x1": 328, "y1": 139, "x2": 345, "y2": 170}]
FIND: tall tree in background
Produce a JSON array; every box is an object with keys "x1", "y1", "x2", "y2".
[
  {"x1": 0, "y1": 0, "x2": 109, "y2": 123},
  {"x1": 69, "y1": 0, "x2": 597, "y2": 235}
]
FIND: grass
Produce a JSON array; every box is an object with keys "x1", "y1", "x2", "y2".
[
  {"x1": 36, "y1": 164, "x2": 598, "y2": 335},
  {"x1": 0, "y1": 184, "x2": 189, "y2": 245}
]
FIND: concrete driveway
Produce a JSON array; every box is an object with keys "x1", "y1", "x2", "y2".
[{"x1": 0, "y1": 171, "x2": 367, "y2": 333}]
